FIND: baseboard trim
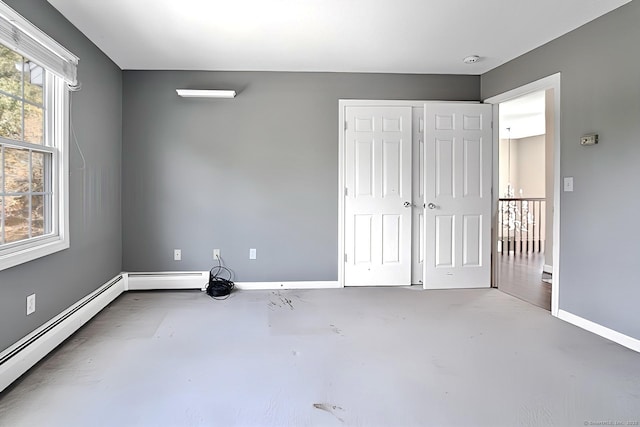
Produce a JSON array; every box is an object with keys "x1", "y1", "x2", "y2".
[
  {"x1": 0, "y1": 274, "x2": 125, "y2": 392},
  {"x1": 124, "y1": 272, "x2": 340, "y2": 291},
  {"x1": 543, "y1": 264, "x2": 553, "y2": 275},
  {"x1": 557, "y1": 309, "x2": 640, "y2": 353},
  {"x1": 236, "y1": 281, "x2": 340, "y2": 290}
]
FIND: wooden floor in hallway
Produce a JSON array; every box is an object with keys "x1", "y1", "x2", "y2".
[{"x1": 496, "y1": 252, "x2": 551, "y2": 310}]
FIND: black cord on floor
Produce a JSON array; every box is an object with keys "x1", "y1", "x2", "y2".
[{"x1": 205, "y1": 256, "x2": 234, "y2": 300}]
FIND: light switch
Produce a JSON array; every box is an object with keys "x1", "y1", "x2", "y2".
[{"x1": 563, "y1": 177, "x2": 574, "y2": 192}]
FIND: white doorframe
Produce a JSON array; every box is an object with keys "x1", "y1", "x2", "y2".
[
  {"x1": 484, "y1": 73, "x2": 562, "y2": 317},
  {"x1": 338, "y1": 100, "x2": 479, "y2": 288}
]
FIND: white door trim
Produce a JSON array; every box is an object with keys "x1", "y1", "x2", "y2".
[
  {"x1": 484, "y1": 73, "x2": 562, "y2": 317},
  {"x1": 338, "y1": 99, "x2": 479, "y2": 287}
]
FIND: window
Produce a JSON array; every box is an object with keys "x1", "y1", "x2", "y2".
[
  {"x1": 1, "y1": 47, "x2": 50, "y2": 244},
  {"x1": 0, "y1": 2, "x2": 78, "y2": 271}
]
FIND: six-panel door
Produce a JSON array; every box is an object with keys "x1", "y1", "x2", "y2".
[
  {"x1": 423, "y1": 104, "x2": 492, "y2": 289},
  {"x1": 344, "y1": 106, "x2": 412, "y2": 286}
]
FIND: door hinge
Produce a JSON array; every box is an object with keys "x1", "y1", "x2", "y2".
[
  {"x1": 344, "y1": 253, "x2": 347, "y2": 263},
  {"x1": 491, "y1": 121, "x2": 494, "y2": 129},
  {"x1": 344, "y1": 187, "x2": 348, "y2": 196},
  {"x1": 344, "y1": 121, "x2": 348, "y2": 131}
]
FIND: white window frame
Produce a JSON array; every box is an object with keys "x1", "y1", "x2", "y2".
[{"x1": 0, "y1": 2, "x2": 75, "y2": 271}]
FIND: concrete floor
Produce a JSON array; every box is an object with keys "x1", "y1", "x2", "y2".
[{"x1": 1, "y1": 288, "x2": 639, "y2": 427}]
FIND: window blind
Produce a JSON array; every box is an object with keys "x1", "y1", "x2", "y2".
[{"x1": 0, "y1": 1, "x2": 78, "y2": 86}]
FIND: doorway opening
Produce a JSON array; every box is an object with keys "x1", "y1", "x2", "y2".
[
  {"x1": 485, "y1": 73, "x2": 561, "y2": 315},
  {"x1": 496, "y1": 90, "x2": 552, "y2": 310}
]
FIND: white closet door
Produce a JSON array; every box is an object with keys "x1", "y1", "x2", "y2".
[
  {"x1": 423, "y1": 104, "x2": 492, "y2": 289},
  {"x1": 345, "y1": 106, "x2": 412, "y2": 286}
]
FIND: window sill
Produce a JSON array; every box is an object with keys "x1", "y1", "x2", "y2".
[{"x1": 0, "y1": 237, "x2": 69, "y2": 272}]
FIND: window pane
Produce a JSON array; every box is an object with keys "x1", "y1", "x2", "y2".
[
  {"x1": 0, "y1": 93, "x2": 23, "y2": 141},
  {"x1": 4, "y1": 195, "x2": 29, "y2": 243},
  {"x1": 24, "y1": 62, "x2": 43, "y2": 105},
  {"x1": 24, "y1": 103, "x2": 44, "y2": 144},
  {"x1": 31, "y1": 194, "x2": 46, "y2": 237},
  {"x1": 4, "y1": 147, "x2": 30, "y2": 193},
  {"x1": 32, "y1": 151, "x2": 47, "y2": 192},
  {"x1": 0, "y1": 45, "x2": 22, "y2": 98}
]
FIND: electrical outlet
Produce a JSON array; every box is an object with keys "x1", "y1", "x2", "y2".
[
  {"x1": 174, "y1": 249, "x2": 182, "y2": 261},
  {"x1": 26, "y1": 294, "x2": 36, "y2": 316},
  {"x1": 249, "y1": 248, "x2": 257, "y2": 260},
  {"x1": 213, "y1": 249, "x2": 221, "y2": 260}
]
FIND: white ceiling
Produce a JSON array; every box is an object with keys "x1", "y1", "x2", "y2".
[
  {"x1": 46, "y1": 0, "x2": 630, "y2": 74},
  {"x1": 499, "y1": 90, "x2": 546, "y2": 139}
]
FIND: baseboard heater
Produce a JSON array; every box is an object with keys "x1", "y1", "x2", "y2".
[
  {"x1": 126, "y1": 271, "x2": 207, "y2": 291},
  {"x1": 0, "y1": 275, "x2": 126, "y2": 392}
]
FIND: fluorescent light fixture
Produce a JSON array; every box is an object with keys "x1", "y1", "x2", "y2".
[{"x1": 176, "y1": 89, "x2": 236, "y2": 98}]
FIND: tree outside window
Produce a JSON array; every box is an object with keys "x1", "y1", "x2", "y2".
[{"x1": 0, "y1": 43, "x2": 49, "y2": 245}]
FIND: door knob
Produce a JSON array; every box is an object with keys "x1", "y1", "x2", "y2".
[
  {"x1": 404, "y1": 201, "x2": 411, "y2": 208},
  {"x1": 427, "y1": 203, "x2": 437, "y2": 209}
]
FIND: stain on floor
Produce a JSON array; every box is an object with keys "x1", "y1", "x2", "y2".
[
  {"x1": 313, "y1": 403, "x2": 345, "y2": 423},
  {"x1": 268, "y1": 291, "x2": 295, "y2": 310}
]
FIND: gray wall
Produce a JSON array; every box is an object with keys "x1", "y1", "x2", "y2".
[
  {"x1": 0, "y1": 0, "x2": 122, "y2": 351},
  {"x1": 122, "y1": 72, "x2": 479, "y2": 280},
  {"x1": 482, "y1": 1, "x2": 640, "y2": 339}
]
